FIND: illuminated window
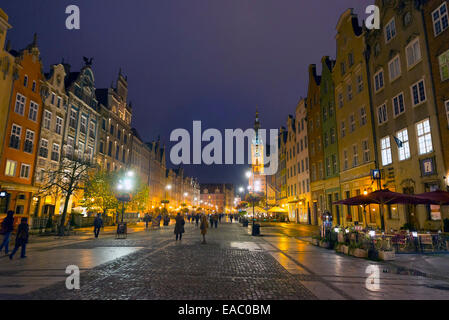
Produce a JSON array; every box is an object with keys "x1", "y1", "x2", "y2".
[
  {"x1": 397, "y1": 128, "x2": 410, "y2": 161},
  {"x1": 381, "y1": 136, "x2": 392, "y2": 166},
  {"x1": 438, "y1": 49, "x2": 449, "y2": 81},
  {"x1": 416, "y1": 118, "x2": 433, "y2": 155},
  {"x1": 406, "y1": 38, "x2": 422, "y2": 68},
  {"x1": 5, "y1": 160, "x2": 17, "y2": 177}
]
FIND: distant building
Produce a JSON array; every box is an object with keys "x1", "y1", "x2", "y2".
[{"x1": 200, "y1": 183, "x2": 235, "y2": 213}]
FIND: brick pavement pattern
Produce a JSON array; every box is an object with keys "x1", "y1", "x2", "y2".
[{"x1": 17, "y1": 224, "x2": 317, "y2": 300}]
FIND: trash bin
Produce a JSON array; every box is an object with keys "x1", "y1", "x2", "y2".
[
  {"x1": 243, "y1": 220, "x2": 249, "y2": 227},
  {"x1": 252, "y1": 223, "x2": 260, "y2": 236}
]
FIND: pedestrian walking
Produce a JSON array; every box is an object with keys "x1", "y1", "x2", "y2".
[
  {"x1": 200, "y1": 214, "x2": 209, "y2": 244},
  {"x1": 213, "y1": 213, "x2": 218, "y2": 229},
  {"x1": 218, "y1": 214, "x2": 222, "y2": 223},
  {"x1": 230, "y1": 215, "x2": 233, "y2": 223},
  {"x1": 93, "y1": 213, "x2": 103, "y2": 238},
  {"x1": 9, "y1": 217, "x2": 28, "y2": 260},
  {"x1": 144, "y1": 213, "x2": 151, "y2": 229},
  {"x1": 174, "y1": 212, "x2": 185, "y2": 241},
  {"x1": 0, "y1": 211, "x2": 14, "y2": 255},
  {"x1": 195, "y1": 214, "x2": 200, "y2": 227},
  {"x1": 209, "y1": 214, "x2": 213, "y2": 228}
]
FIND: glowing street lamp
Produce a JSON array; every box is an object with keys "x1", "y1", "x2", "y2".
[{"x1": 116, "y1": 170, "x2": 135, "y2": 223}]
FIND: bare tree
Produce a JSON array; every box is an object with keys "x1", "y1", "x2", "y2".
[{"x1": 38, "y1": 152, "x2": 95, "y2": 236}]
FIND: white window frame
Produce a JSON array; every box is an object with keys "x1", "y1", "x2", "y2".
[
  {"x1": 381, "y1": 136, "x2": 393, "y2": 166},
  {"x1": 55, "y1": 116, "x2": 63, "y2": 135},
  {"x1": 19, "y1": 163, "x2": 31, "y2": 179},
  {"x1": 385, "y1": 17, "x2": 396, "y2": 43},
  {"x1": 362, "y1": 139, "x2": 370, "y2": 163},
  {"x1": 352, "y1": 144, "x2": 358, "y2": 167},
  {"x1": 410, "y1": 78, "x2": 427, "y2": 107},
  {"x1": 341, "y1": 120, "x2": 346, "y2": 138},
  {"x1": 392, "y1": 92, "x2": 405, "y2": 117},
  {"x1": 10, "y1": 124, "x2": 22, "y2": 149},
  {"x1": 39, "y1": 138, "x2": 49, "y2": 158},
  {"x1": 24, "y1": 129, "x2": 35, "y2": 154},
  {"x1": 360, "y1": 106, "x2": 367, "y2": 126},
  {"x1": 406, "y1": 37, "x2": 422, "y2": 69},
  {"x1": 374, "y1": 69, "x2": 384, "y2": 93},
  {"x1": 416, "y1": 118, "x2": 433, "y2": 155},
  {"x1": 343, "y1": 149, "x2": 348, "y2": 171},
  {"x1": 397, "y1": 128, "x2": 411, "y2": 161},
  {"x1": 14, "y1": 93, "x2": 26, "y2": 115},
  {"x1": 432, "y1": 2, "x2": 449, "y2": 37},
  {"x1": 43, "y1": 110, "x2": 52, "y2": 130},
  {"x1": 377, "y1": 103, "x2": 388, "y2": 125},
  {"x1": 388, "y1": 55, "x2": 401, "y2": 82},
  {"x1": 5, "y1": 160, "x2": 17, "y2": 177},
  {"x1": 28, "y1": 101, "x2": 39, "y2": 122},
  {"x1": 51, "y1": 143, "x2": 60, "y2": 162},
  {"x1": 349, "y1": 113, "x2": 356, "y2": 133}
]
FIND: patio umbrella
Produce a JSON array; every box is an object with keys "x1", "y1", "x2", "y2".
[
  {"x1": 334, "y1": 189, "x2": 430, "y2": 230},
  {"x1": 268, "y1": 206, "x2": 288, "y2": 213}
]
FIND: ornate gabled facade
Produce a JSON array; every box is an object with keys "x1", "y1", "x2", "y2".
[
  {"x1": 249, "y1": 111, "x2": 266, "y2": 195},
  {"x1": 147, "y1": 138, "x2": 167, "y2": 208},
  {"x1": 96, "y1": 70, "x2": 133, "y2": 172},
  {"x1": 34, "y1": 63, "x2": 68, "y2": 217}
]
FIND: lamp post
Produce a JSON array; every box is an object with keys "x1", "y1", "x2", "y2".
[{"x1": 116, "y1": 170, "x2": 134, "y2": 223}]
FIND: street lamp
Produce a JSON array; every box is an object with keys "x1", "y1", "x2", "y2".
[{"x1": 116, "y1": 170, "x2": 134, "y2": 223}]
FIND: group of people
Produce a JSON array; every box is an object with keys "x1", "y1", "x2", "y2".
[
  {"x1": 0, "y1": 210, "x2": 29, "y2": 259},
  {"x1": 174, "y1": 212, "x2": 215, "y2": 244}
]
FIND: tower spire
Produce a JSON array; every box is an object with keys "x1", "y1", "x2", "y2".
[{"x1": 254, "y1": 107, "x2": 260, "y2": 132}]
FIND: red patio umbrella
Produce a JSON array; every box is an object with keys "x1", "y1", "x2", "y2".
[{"x1": 334, "y1": 189, "x2": 430, "y2": 230}]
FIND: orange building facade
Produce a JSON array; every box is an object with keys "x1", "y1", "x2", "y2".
[{"x1": 0, "y1": 35, "x2": 44, "y2": 217}]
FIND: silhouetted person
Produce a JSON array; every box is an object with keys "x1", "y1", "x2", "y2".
[
  {"x1": 0, "y1": 211, "x2": 14, "y2": 254},
  {"x1": 9, "y1": 217, "x2": 28, "y2": 260},
  {"x1": 93, "y1": 213, "x2": 103, "y2": 238},
  {"x1": 174, "y1": 213, "x2": 185, "y2": 241}
]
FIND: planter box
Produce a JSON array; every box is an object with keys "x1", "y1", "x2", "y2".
[
  {"x1": 378, "y1": 250, "x2": 395, "y2": 261},
  {"x1": 342, "y1": 245, "x2": 349, "y2": 255},
  {"x1": 311, "y1": 238, "x2": 320, "y2": 246},
  {"x1": 338, "y1": 233, "x2": 344, "y2": 243},
  {"x1": 352, "y1": 248, "x2": 368, "y2": 258}
]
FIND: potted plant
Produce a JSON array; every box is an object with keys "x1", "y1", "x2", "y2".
[
  {"x1": 378, "y1": 248, "x2": 395, "y2": 261},
  {"x1": 350, "y1": 242, "x2": 368, "y2": 258}
]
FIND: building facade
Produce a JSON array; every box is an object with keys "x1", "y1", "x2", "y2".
[
  {"x1": 0, "y1": 35, "x2": 44, "y2": 217},
  {"x1": 367, "y1": 0, "x2": 446, "y2": 230},
  {"x1": 335, "y1": 9, "x2": 378, "y2": 228},
  {"x1": 307, "y1": 64, "x2": 323, "y2": 226}
]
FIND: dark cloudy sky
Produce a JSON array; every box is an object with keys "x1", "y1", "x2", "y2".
[{"x1": 3, "y1": 0, "x2": 372, "y2": 189}]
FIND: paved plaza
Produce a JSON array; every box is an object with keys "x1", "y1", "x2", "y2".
[{"x1": 0, "y1": 221, "x2": 448, "y2": 300}]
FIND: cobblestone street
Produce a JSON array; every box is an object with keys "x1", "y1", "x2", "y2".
[{"x1": 0, "y1": 221, "x2": 448, "y2": 300}]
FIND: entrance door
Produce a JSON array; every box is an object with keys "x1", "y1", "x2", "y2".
[
  {"x1": 403, "y1": 187, "x2": 415, "y2": 226},
  {"x1": 313, "y1": 202, "x2": 318, "y2": 225}
]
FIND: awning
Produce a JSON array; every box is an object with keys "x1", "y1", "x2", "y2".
[{"x1": 268, "y1": 206, "x2": 288, "y2": 213}]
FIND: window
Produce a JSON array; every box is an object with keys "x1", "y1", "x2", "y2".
[
  {"x1": 347, "y1": 84, "x2": 353, "y2": 101},
  {"x1": 55, "y1": 116, "x2": 63, "y2": 135},
  {"x1": 341, "y1": 120, "x2": 346, "y2": 138},
  {"x1": 397, "y1": 128, "x2": 411, "y2": 161},
  {"x1": 411, "y1": 79, "x2": 426, "y2": 106},
  {"x1": 110, "y1": 124, "x2": 115, "y2": 135},
  {"x1": 330, "y1": 128, "x2": 336, "y2": 144},
  {"x1": 51, "y1": 144, "x2": 60, "y2": 162},
  {"x1": 24, "y1": 130, "x2": 34, "y2": 153},
  {"x1": 9, "y1": 124, "x2": 21, "y2": 149},
  {"x1": 51, "y1": 93, "x2": 56, "y2": 105},
  {"x1": 392, "y1": 92, "x2": 405, "y2": 117},
  {"x1": 406, "y1": 38, "x2": 422, "y2": 68},
  {"x1": 388, "y1": 55, "x2": 401, "y2": 81},
  {"x1": 319, "y1": 162, "x2": 324, "y2": 179},
  {"x1": 360, "y1": 107, "x2": 367, "y2": 126},
  {"x1": 446, "y1": 100, "x2": 449, "y2": 127},
  {"x1": 122, "y1": 148, "x2": 126, "y2": 163},
  {"x1": 99, "y1": 141, "x2": 104, "y2": 154},
  {"x1": 324, "y1": 132, "x2": 329, "y2": 148},
  {"x1": 102, "y1": 118, "x2": 106, "y2": 130},
  {"x1": 352, "y1": 144, "x2": 358, "y2": 167},
  {"x1": 432, "y1": 2, "x2": 448, "y2": 36},
  {"x1": 108, "y1": 141, "x2": 113, "y2": 157},
  {"x1": 332, "y1": 154, "x2": 337, "y2": 174},
  {"x1": 356, "y1": 74, "x2": 363, "y2": 93},
  {"x1": 323, "y1": 106, "x2": 327, "y2": 121},
  {"x1": 341, "y1": 62, "x2": 346, "y2": 76},
  {"x1": 338, "y1": 92, "x2": 343, "y2": 108},
  {"x1": 89, "y1": 121, "x2": 96, "y2": 139},
  {"x1": 28, "y1": 101, "x2": 38, "y2": 121},
  {"x1": 57, "y1": 96, "x2": 62, "y2": 108},
  {"x1": 381, "y1": 136, "x2": 393, "y2": 166},
  {"x1": 362, "y1": 140, "x2": 370, "y2": 163},
  {"x1": 43, "y1": 110, "x2": 52, "y2": 129},
  {"x1": 5, "y1": 160, "x2": 17, "y2": 176},
  {"x1": 39, "y1": 139, "x2": 49, "y2": 158},
  {"x1": 66, "y1": 136, "x2": 75, "y2": 156},
  {"x1": 416, "y1": 118, "x2": 433, "y2": 155},
  {"x1": 311, "y1": 164, "x2": 317, "y2": 181},
  {"x1": 329, "y1": 104, "x2": 334, "y2": 118},
  {"x1": 317, "y1": 137, "x2": 321, "y2": 152},
  {"x1": 349, "y1": 114, "x2": 356, "y2": 133},
  {"x1": 69, "y1": 109, "x2": 77, "y2": 128},
  {"x1": 117, "y1": 128, "x2": 122, "y2": 140},
  {"x1": 32, "y1": 81, "x2": 36, "y2": 92},
  {"x1": 377, "y1": 104, "x2": 388, "y2": 125},
  {"x1": 20, "y1": 164, "x2": 30, "y2": 179},
  {"x1": 348, "y1": 52, "x2": 354, "y2": 67},
  {"x1": 87, "y1": 146, "x2": 93, "y2": 161},
  {"x1": 343, "y1": 149, "x2": 348, "y2": 170},
  {"x1": 14, "y1": 93, "x2": 26, "y2": 115},
  {"x1": 438, "y1": 49, "x2": 449, "y2": 81},
  {"x1": 78, "y1": 142, "x2": 85, "y2": 158},
  {"x1": 80, "y1": 116, "x2": 87, "y2": 134},
  {"x1": 23, "y1": 75, "x2": 28, "y2": 87},
  {"x1": 374, "y1": 70, "x2": 384, "y2": 92},
  {"x1": 385, "y1": 18, "x2": 396, "y2": 42},
  {"x1": 326, "y1": 158, "x2": 331, "y2": 177}
]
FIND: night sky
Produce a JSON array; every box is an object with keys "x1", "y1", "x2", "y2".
[{"x1": 2, "y1": 0, "x2": 372, "y2": 189}]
